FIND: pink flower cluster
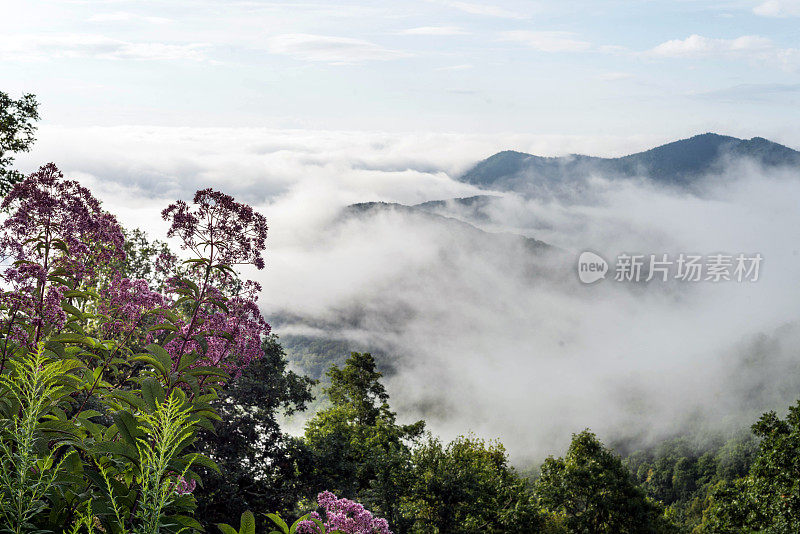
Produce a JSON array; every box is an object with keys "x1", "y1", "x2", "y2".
[
  {"x1": 171, "y1": 282, "x2": 269, "y2": 379},
  {"x1": 0, "y1": 165, "x2": 272, "y2": 386},
  {"x1": 296, "y1": 491, "x2": 392, "y2": 534},
  {"x1": 1, "y1": 163, "x2": 125, "y2": 283},
  {"x1": 173, "y1": 475, "x2": 197, "y2": 495},
  {"x1": 162, "y1": 188, "x2": 268, "y2": 269},
  {"x1": 98, "y1": 275, "x2": 164, "y2": 336}
]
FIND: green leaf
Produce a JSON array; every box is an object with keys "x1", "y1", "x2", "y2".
[
  {"x1": 151, "y1": 307, "x2": 180, "y2": 323},
  {"x1": 268, "y1": 512, "x2": 290, "y2": 534},
  {"x1": 132, "y1": 354, "x2": 167, "y2": 376},
  {"x1": 91, "y1": 441, "x2": 139, "y2": 463},
  {"x1": 147, "y1": 322, "x2": 179, "y2": 332},
  {"x1": 112, "y1": 410, "x2": 141, "y2": 446},
  {"x1": 142, "y1": 378, "x2": 166, "y2": 412},
  {"x1": 107, "y1": 390, "x2": 146, "y2": 412},
  {"x1": 170, "y1": 515, "x2": 204, "y2": 530},
  {"x1": 182, "y1": 452, "x2": 219, "y2": 473},
  {"x1": 240, "y1": 511, "x2": 256, "y2": 534},
  {"x1": 146, "y1": 343, "x2": 173, "y2": 374}
]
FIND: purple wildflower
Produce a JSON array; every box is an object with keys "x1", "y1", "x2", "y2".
[
  {"x1": 173, "y1": 475, "x2": 197, "y2": 495},
  {"x1": 163, "y1": 280, "x2": 269, "y2": 380},
  {"x1": 1, "y1": 163, "x2": 125, "y2": 283},
  {"x1": 161, "y1": 188, "x2": 268, "y2": 269},
  {"x1": 98, "y1": 275, "x2": 164, "y2": 336},
  {"x1": 297, "y1": 491, "x2": 392, "y2": 534}
]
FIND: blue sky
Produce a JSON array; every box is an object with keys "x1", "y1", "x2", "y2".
[{"x1": 3, "y1": 0, "x2": 800, "y2": 145}]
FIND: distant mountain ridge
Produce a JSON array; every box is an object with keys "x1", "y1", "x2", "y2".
[
  {"x1": 344, "y1": 200, "x2": 549, "y2": 251},
  {"x1": 459, "y1": 133, "x2": 800, "y2": 197}
]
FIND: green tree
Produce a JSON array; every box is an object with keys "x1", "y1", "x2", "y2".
[
  {"x1": 0, "y1": 92, "x2": 39, "y2": 195},
  {"x1": 303, "y1": 352, "x2": 424, "y2": 533},
  {"x1": 702, "y1": 400, "x2": 800, "y2": 533},
  {"x1": 624, "y1": 432, "x2": 758, "y2": 532},
  {"x1": 193, "y1": 335, "x2": 316, "y2": 529},
  {"x1": 535, "y1": 430, "x2": 673, "y2": 533},
  {"x1": 408, "y1": 434, "x2": 558, "y2": 534}
]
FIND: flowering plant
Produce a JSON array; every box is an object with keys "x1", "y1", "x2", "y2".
[
  {"x1": 218, "y1": 491, "x2": 392, "y2": 534},
  {"x1": 0, "y1": 163, "x2": 272, "y2": 533},
  {"x1": 295, "y1": 491, "x2": 392, "y2": 534}
]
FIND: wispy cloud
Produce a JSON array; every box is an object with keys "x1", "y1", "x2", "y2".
[
  {"x1": 692, "y1": 82, "x2": 800, "y2": 102},
  {"x1": 437, "y1": 63, "x2": 474, "y2": 70},
  {"x1": 87, "y1": 11, "x2": 170, "y2": 24},
  {"x1": 500, "y1": 30, "x2": 592, "y2": 52},
  {"x1": 753, "y1": 0, "x2": 800, "y2": 17},
  {"x1": 400, "y1": 25, "x2": 468, "y2": 36},
  {"x1": 649, "y1": 34, "x2": 773, "y2": 57},
  {"x1": 598, "y1": 71, "x2": 634, "y2": 81},
  {"x1": 433, "y1": 0, "x2": 529, "y2": 19},
  {"x1": 266, "y1": 33, "x2": 409, "y2": 64},
  {"x1": 0, "y1": 33, "x2": 207, "y2": 61},
  {"x1": 648, "y1": 34, "x2": 800, "y2": 71}
]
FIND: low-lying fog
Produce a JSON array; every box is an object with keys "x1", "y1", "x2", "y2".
[{"x1": 18, "y1": 126, "x2": 800, "y2": 462}]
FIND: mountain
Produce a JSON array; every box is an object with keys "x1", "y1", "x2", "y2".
[
  {"x1": 344, "y1": 200, "x2": 549, "y2": 251},
  {"x1": 460, "y1": 133, "x2": 800, "y2": 197}
]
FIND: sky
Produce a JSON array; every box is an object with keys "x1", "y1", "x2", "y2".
[{"x1": 2, "y1": 0, "x2": 800, "y2": 147}]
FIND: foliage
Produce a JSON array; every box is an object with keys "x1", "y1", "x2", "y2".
[
  {"x1": 535, "y1": 430, "x2": 674, "y2": 533},
  {"x1": 193, "y1": 334, "x2": 316, "y2": 529},
  {"x1": 0, "y1": 345, "x2": 78, "y2": 533},
  {"x1": 700, "y1": 400, "x2": 800, "y2": 533},
  {"x1": 0, "y1": 163, "x2": 271, "y2": 532},
  {"x1": 219, "y1": 509, "x2": 332, "y2": 534},
  {"x1": 624, "y1": 432, "x2": 758, "y2": 532},
  {"x1": 408, "y1": 434, "x2": 555, "y2": 534},
  {"x1": 0, "y1": 92, "x2": 39, "y2": 195},
  {"x1": 303, "y1": 353, "x2": 423, "y2": 533}
]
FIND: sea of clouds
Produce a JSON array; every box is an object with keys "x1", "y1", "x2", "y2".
[{"x1": 17, "y1": 125, "x2": 800, "y2": 462}]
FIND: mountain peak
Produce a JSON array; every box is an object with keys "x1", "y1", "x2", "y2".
[{"x1": 459, "y1": 134, "x2": 800, "y2": 195}]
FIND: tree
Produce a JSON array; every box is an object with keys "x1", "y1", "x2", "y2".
[
  {"x1": 0, "y1": 92, "x2": 39, "y2": 195},
  {"x1": 623, "y1": 432, "x2": 758, "y2": 532},
  {"x1": 535, "y1": 430, "x2": 673, "y2": 533},
  {"x1": 193, "y1": 334, "x2": 316, "y2": 529},
  {"x1": 303, "y1": 352, "x2": 424, "y2": 533},
  {"x1": 408, "y1": 435, "x2": 558, "y2": 534},
  {"x1": 702, "y1": 400, "x2": 800, "y2": 533}
]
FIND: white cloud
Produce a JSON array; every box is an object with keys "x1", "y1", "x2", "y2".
[
  {"x1": 87, "y1": 11, "x2": 170, "y2": 24},
  {"x1": 433, "y1": 0, "x2": 529, "y2": 19},
  {"x1": 598, "y1": 71, "x2": 634, "y2": 81},
  {"x1": 753, "y1": 0, "x2": 800, "y2": 17},
  {"x1": 400, "y1": 25, "x2": 468, "y2": 36},
  {"x1": 650, "y1": 34, "x2": 773, "y2": 57},
  {"x1": 500, "y1": 30, "x2": 592, "y2": 52},
  {"x1": 648, "y1": 34, "x2": 800, "y2": 71},
  {"x1": 437, "y1": 63, "x2": 474, "y2": 70},
  {"x1": 0, "y1": 33, "x2": 207, "y2": 61},
  {"x1": 266, "y1": 33, "x2": 409, "y2": 64}
]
